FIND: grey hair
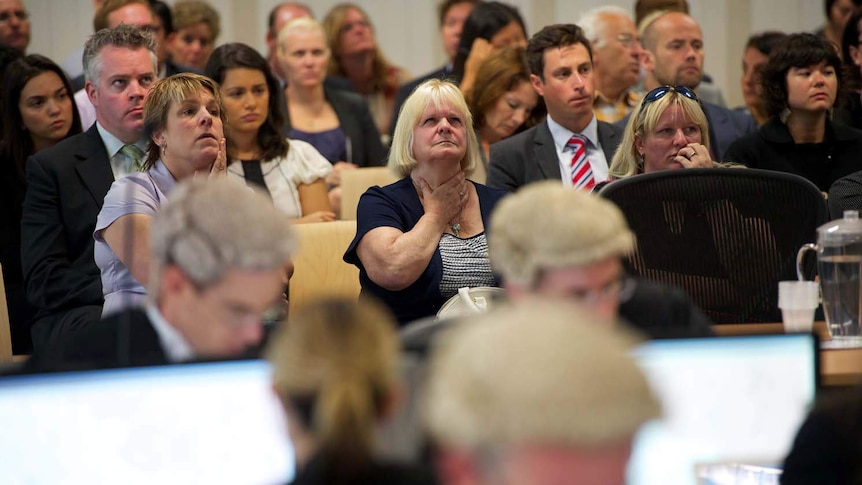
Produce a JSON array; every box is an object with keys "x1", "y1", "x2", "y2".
[
  {"x1": 424, "y1": 298, "x2": 660, "y2": 449},
  {"x1": 578, "y1": 6, "x2": 632, "y2": 48},
  {"x1": 83, "y1": 24, "x2": 158, "y2": 88},
  {"x1": 149, "y1": 178, "x2": 297, "y2": 295},
  {"x1": 489, "y1": 181, "x2": 634, "y2": 289}
]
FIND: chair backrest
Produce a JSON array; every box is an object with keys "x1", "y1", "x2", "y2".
[
  {"x1": 340, "y1": 167, "x2": 399, "y2": 220},
  {"x1": 0, "y1": 263, "x2": 12, "y2": 362},
  {"x1": 599, "y1": 168, "x2": 828, "y2": 324},
  {"x1": 288, "y1": 220, "x2": 360, "y2": 319}
]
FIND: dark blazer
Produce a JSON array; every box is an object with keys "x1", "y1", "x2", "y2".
[
  {"x1": 389, "y1": 65, "x2": 451, "y2": 135},
  {"x1": 725, "y1": 117, "x2": 862, "y2": 191},
  {"x1": 702, "y1": 101, "x2": 757, "y2": 161},
  {"x1": 486, "y1": 117, "x2": 623, "y2": 192},
  {"x1": 20, "y1": 125, "x2": 112, "y2": 323},
  {"x1": 290, "y1": 453, "x2": 437, "y2": 485},
  {"x1": 283, "y1": 86, "x2": 387, "y2": 168},
  {"x1": 834, "y1": 93, "x2": 862, "y2": 132},
  {"x1": 0, "y1": 157, "x2": 34, "y2": 353},
  {"x1": 26, "y1": 308, "x2": 167, "y2": 372}
]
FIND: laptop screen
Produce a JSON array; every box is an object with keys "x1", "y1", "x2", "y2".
[
  {"x1": 626, "y1": 333, "x2": 818, "y2": 485},
  {"x1": 0, "y1": 360, "x2": 294, "y2": 485}
]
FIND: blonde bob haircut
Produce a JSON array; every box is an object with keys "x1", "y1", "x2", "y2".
[
  {"x1": 608, "y1": 89, "x2": 710, "y2": 179},
  {"x1": 142, "y1": 73, "x2": 227, "y2": 169},
  {"x1": 489, "y1": 181, "x2": 635, "y2": 289},
  {"x1": 266, "y1": 297, "x2": 399, "y2": 471},
  {"x1": 389, "y1": 79, "x2": 480, "y2": 177}
]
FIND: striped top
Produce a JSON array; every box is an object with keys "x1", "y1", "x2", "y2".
[{"x1": 438, "y1": 233, "x2": 495, "y2": 298}]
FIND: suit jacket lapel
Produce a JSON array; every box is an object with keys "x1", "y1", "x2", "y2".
[
  {"x1": 597, "y1": 122, "x2": 621, "y2": 161},
  {"x1": 534, "y1": 120, "x2": 562, "y2": 180},
  {"x1": 75, "y1": 125, "x2": 115, "y2": 206}
]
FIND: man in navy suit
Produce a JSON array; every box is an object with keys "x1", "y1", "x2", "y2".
[
  {"x1": 20, "y1": 25, "x2": 157, "y2": 350},
  {"x1": 28, "y1": 179, "x2": 296, "y2": 370},
  {"x1": 637, "y1": 11, "x2": 755, "y2": 160},
  {"x1": 487, "y1": 24, "x2": 623, "y2": 192}
]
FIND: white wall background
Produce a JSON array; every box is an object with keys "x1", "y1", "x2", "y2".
[{"x1": 26, "y1": 0, "x2": 826, "y2": 108}]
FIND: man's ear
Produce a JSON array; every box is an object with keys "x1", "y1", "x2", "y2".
[
  {"x1": 530, "y1": 73, "x2": 545, "y2": 98},
  {"x1": 641, "y1": 50, "x2": 655, "y2": 72},
  {"x1": 85, "y1": 80, "x2": 98, "y2": 107},
  {"x1": 161, "y1": 265, "x2": 191, "y2": 297}
]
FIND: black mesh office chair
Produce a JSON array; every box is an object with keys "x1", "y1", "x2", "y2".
[{"x1": 599, "y1": 168, "x2": 828, "y2": 324}]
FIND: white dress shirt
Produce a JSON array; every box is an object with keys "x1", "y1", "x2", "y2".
[
  {"x1": 96, "y1": 122, "x2": 149, "y2": 179},
  {"x1": 146, "y1": 304, "x2": 194, "y2": 363}
]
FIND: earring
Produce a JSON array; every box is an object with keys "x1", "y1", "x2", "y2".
[{"x1": 780, "y1": 106, "x2": 791, "y2": 124}]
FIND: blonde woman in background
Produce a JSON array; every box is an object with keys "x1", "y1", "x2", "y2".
[{"x1": 321, "y1": 3, "x2": 410, "y2": 137}]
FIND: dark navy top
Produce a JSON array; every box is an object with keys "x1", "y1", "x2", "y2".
[
  {"x1": 288, "y1": 126, "x2": 347, "y2": 164},
  {"x1": 343, "y1": 176, "x2": 508, "y2": 325}
]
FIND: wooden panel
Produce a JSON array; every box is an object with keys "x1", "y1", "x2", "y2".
[{"x1": 288, "y1": 220, "x2": 360, "y2": 318}]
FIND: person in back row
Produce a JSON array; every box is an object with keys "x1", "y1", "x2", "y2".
[
  {"x1": 21, "y1": 24, "x2": 157, "y2": 351},
  {"x1": 725, "y1": 33, "x2": 862, "y2": 192},
  {"x1": 635, "y1": 11, "x2": 755, "y2": 160},
  {"x1": 28, "y1": 178, "x2": 296, "y2": 370},
  {"x1": 579, "y1": 6, "x2": 644, "y2": 123},
  {"x1": 487, "y1": 23, "x2": 623, "y2": 192}
]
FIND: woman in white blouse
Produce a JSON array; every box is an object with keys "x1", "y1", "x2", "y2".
[{"x1": 205, "y1": 43, "x2": 335, "y2": 223}]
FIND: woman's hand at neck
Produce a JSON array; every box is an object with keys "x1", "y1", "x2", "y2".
[{"x1": 410, "y1": 158, "x2": 463, "y2": 190}]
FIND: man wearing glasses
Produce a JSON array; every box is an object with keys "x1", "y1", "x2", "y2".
[
  {"x1": 489, "y1": 181, "x2": 713, "y2": 338},
  {"x1": 28, "y1": 179, "x2": 296, "y2": 370},
  {"x1": 487, "y1": 23, "x2": 623, "y2": 192},
  {"x1": 0, "y1": 0, "x2": 29, "y2": 52},
  {"x1": 579, "y1": 6, "x2": 643, "y2": 123}
]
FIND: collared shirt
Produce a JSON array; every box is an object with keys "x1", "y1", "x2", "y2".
[
  {"x1": 594, "y1": 89, "x2": 642, "y2": 124},
  {"x1": 96, "y1": 122, "x2": 149, "y2": 179},
  {"x1": 146, "y1": 304, "x2": 194, "y2": 363},
  {"x1": 547, "y1": 114, "x2": 609, "y2": 186}
]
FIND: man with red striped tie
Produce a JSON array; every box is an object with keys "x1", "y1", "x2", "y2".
[{"x1": 487, "y1": 23, "x2": 623, "y2": 192}]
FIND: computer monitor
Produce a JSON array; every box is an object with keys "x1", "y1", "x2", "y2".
[
  {"x1": 626, "y1": 333, "x2": 818, "y2": 485},
  {"x1": 0, "y1": 360, "x2": 294, "y2": 485}
]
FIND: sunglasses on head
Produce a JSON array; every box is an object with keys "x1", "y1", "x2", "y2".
[{"x1": 641, "y1": 85, "x2": 699, "y2": 106}]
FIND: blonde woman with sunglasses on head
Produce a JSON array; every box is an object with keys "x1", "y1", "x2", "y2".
[{"x1": 608, "y1": 85, "x2": 715, "y2": 180}]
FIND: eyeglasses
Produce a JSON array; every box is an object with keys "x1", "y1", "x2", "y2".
[
  {"x1": 616, "y1": 33, "x2": 638, "y2": 48},
  {"x1": 0, "y1": 10, "x2": 28, "y2": 23},
  {"x1": 641, "y1": 85, "x2": 699, "y2": 107}
]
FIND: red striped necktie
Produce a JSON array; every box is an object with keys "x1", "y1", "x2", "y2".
[{"x1": 565, "y1": 134, "x2": 595, "y2": 191}]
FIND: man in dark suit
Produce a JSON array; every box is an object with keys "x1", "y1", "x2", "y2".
[
  {"x1": 73, "y1": 0, "x2": 201, "y2": 127},
  {"x1": 637, "y1": 11, "x2": 755, "y2": 160},
  {"x1": 27, "y1": 179, "x2": 297, "y2": 370},
  {"x1": 487, "y1": 24, "x2": 623, "y2": 192},
  {"x1": 20, "y1": 25, "x2": 157, "y2": 350}
]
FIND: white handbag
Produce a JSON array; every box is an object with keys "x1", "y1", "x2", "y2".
[{"x1": 435, "y1": 286, "x2": 505, "y2": 321}]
